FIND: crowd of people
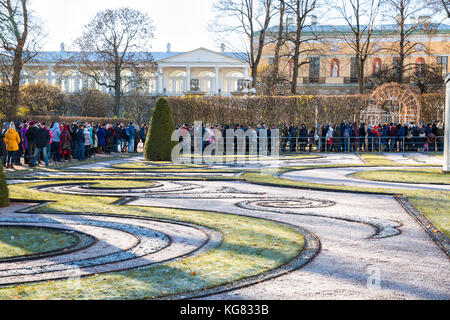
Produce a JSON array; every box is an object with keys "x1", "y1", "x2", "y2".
[
  {"x1": 281, "y1": 121, "x2": 445, "y2": 153},
  {"x1": 176, "y1": 120, "x2": 446, "y2": 154},
  {"x1": 1, "y1": 120, "x2": 148, "y2": 169},
  {"x1": 1, "y1": 119, "x2": 445, "y2": 169}
]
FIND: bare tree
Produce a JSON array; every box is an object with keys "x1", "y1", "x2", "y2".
[
  {"x1": 265, "y1": 0, "x2": 286, "y2": 94},
  {"x1": 426, "y1": 0, "x2": 450, "y2": 18},
  {"x1": 72, "y1": 7, "x2": 155, "y2": 117},
  {"x1": 213, "y1": 0, "x2": 276, "y2": 88},
  {"x1": 380, "y1": 0, "x2": 431, "y2": 83},
  {"x1": 0, "y1": 0, "x2": 44, "y2": 118},
  {"x1": 333, "y1": 0, "x2": 380, "y2": 94},
  {"x1": 285, "y1": 0, "x2": 318, "y2": 94},
  {"x1": 65, "y1": 89, "x2": 114, "y2": 118},
  {"x1": 122, "y1": 90, "x2": 154, "y2": 125},
  {"x1": 371, "y1": 60, "x2": 444, "y2": 93}
]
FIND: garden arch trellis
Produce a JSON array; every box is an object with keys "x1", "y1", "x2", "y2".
[{"x1": 362, "y1": 82, "x2": 421, "y2": 125}]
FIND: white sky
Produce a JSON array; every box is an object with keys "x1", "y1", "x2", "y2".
[
  {"x1": 30, "y1": 0, "x2": 223, "y2": 52},
  {"x1": 29, "y1": 0, "x2": 447, "y2": 53}
]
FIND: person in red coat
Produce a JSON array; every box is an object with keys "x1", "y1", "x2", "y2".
[{"x1": 60, "y1": 124, "x2": 72, "y2": 161}]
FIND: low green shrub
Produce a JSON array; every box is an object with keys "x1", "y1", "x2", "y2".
[{"x1": 0, "y1": 162, "x2": 9, "y2": 207}]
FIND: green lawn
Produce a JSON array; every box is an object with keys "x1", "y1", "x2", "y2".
[
  {"x1": 354, "y1": 169, "x2": 450, "y2": 185},
  {"x1": 0, "y1": 226, "x2": 78, "y2": 259}
]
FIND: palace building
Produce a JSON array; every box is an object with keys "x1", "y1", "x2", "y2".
[
  {"x1": 1, "y1": 46, "x2": 250, "y2": 97},
  {"x1": 260, "y1": 16, "x2": 450, "y2": 95}
]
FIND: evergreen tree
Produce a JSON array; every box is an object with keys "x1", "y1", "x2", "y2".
[{"x1": 144, "y1": 98, "x2": 177, "y2": 161}]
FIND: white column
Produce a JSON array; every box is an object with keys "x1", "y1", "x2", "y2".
[
  {"x1": 75, "y1": 72, "x2": 80, "y2": 92},
  {"x1": 244, "y1": 67, "x2": 249, "y2": 79},
  {"x1": 186, "y1": 66, "x2": 191, "y2": 92},
  {"x1": 64, "y1": 76, "x2": 69, "y2": 92},
  {"x1": 215, "y1": 66, "x2": 220, "y2": 95},
  {"x1": 444, "y1": 74, "x2": 450, "y2": 172},
  {"x1": 157, "y1": 66, "x2": 163, "y2": 94},
  {"x1": 47, "y1": 66, "x2": 53, "y2": 86}
]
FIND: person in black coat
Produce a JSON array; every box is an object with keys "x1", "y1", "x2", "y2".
[
  {"x1": 25, "y1": 121, "x2": 39, "y2": 167},
  {"x1": 32, "y1": 123, "x2": 50, "y2": 167},
  {"x1": 0, "y1": 127, "x2": 6, "y2": 167},
  {"x1": 75, "y1": 125, "x2": 86, "y2": 160},
  {"x1": 299, "y1": 124, "x2": 308, "y2": 152},
  {"x1": 288, "y1": 123, "x2": 298, "y2": 152},
  {"x1": 359, "y1": 123, "x2": 367, "y2": 152}
]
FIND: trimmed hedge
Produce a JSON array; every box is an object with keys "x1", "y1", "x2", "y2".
[
  {"x1": 144, "y1": 98, "x2": 177, "y2": 161},
  {"x1": 167, "y1": 94, "x2": 445, "y2": 127},
  {"x1": 0, "y1": 162, "x2": 9, "y2": 207},
  {"x1": 168, "y1": 95, "x2": 369, "y2": 128}
]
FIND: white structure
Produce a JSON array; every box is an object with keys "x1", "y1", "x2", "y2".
[
  {"x1": 6, "y1": 47, "x2": 250, "y2": 97},
  {"x1": 155, "y1": 48, "x2": 249, "y2": 96},
  {"x1": 444, "y1": 73, "x2": 450, "y2": 172}
]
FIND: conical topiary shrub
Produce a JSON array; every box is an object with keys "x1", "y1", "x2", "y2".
[
  {"x1": 0, "y1": 162, "x2": 9, "y2": 207},
  {"x1": 144, "y1": 98, "x2": 177, "y2": 161}
]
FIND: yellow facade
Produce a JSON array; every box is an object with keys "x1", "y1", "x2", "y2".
[{"x1": 260, "y1": 22, "x2": 450, "y2": 94}]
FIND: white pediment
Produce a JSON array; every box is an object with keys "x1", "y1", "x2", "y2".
[{"x1": 159, "y1": 48, "x2": 245, "y2": 64}]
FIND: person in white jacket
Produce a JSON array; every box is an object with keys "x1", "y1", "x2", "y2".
[
  {"x1": 84, "y1": 127, "x2": 92, "y2": 159},
  {"x1": 326, "y1": 125, "x2": 334, "y2": 151},
  {"x1": 50, "y1": 122, "x2": 61, "y2": 162}
]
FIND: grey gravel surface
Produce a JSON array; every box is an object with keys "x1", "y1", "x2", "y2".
[
  {"x1": 2, "y1": 153, "x2": 448, "y2": 299},
  {"x1": 281, "y1": 166, "x2": 450, "y2": 191}
]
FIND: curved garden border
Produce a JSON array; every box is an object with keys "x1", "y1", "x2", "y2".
[{"x1": 0, "y1": 225, "x2": 96, "y2": 263}]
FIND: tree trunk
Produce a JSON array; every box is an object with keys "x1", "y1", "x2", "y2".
[
  {"x1": 271, "y1": 0, "x2": 285, "y2": 95},
  {"x1": 114, "y1": 66, "x2": 121, "y2": 117},
  {"x1": 357, "y1": 56, "x2": 365, "y2": 94},
  {"x1": 251, "y1": 67, "x2": 258, "y2": 89},
  {"x1": 291, "y1": 25, "x2": 301, "y2": 95},
  {"x1": 7, "y1": 46, "x2": 25, "y2": 118},
  {"x1": 291, "y1": 54, "x2": 299, "y2": 95}
]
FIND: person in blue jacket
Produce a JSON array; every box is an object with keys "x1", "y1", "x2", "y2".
[
  {"x1": 140, "y1": 124, "x2": 148, "y2": 145},
  {"x1": 97, "y1": 124, "x2": 106, "y2": 153},
  {"x1": 127, "y1": 122, "x2": 136, "y2": 153}
]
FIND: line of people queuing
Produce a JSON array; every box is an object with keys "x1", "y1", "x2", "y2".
[
  {"x1": 176, "y1": 121, "x2": 445, "y2": 154},
  {"x1": 1, "y1": 120, "x2": 149, "y2": 169},
  {"x1": 281, "y1": 121, "x2": 445, "y2": 153},
  {"x1": 177, "y1": 122, "x2": 279, "y2": 154}
]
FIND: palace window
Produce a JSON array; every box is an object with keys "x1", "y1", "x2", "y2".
[
  {"x1": 415, "y1": 57, "x2": 425, "y2": 77},
  {"x1": 309, "y1": 57, "x2": 320, "y2": 83},
  {"x1": 350, "y1": 57, "x2": 358, "y2": 83},
  {"x1": 289, "y1": 59, "x2": 294, "y2": 77},
  {"x1": 224, "y1": 71, "x2": 244, "y2": 92},
  {"x1": 437, "y1": 56, "x2": 448, "y2": 76}
]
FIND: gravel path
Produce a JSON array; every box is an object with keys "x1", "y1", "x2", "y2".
[
  {"x1": 281, "y1": 166, "x2": 450, "y2": 191},
  {"x1": 127, "y1": 180, "x2": 450, "y2": 300},
  {"x1": 383, "y1": 153, "x2": 443, "y2": 165}
]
